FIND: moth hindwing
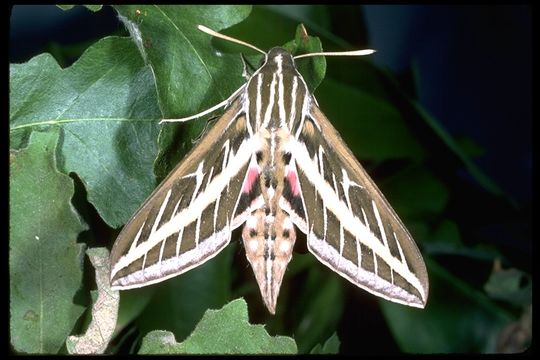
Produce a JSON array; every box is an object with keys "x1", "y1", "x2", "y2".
[{"x1": 110, "y1": 27, "x2": 429, "y2": 315}]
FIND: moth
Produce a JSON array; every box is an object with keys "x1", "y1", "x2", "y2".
[{"x1": 110, "y1": 25, "x2": 429, "y2": 314}]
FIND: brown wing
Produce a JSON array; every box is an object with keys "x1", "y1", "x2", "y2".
[
  {"x1": 285, "y1": 103, "x2": 428, "y2": 308},
  {"x1": 110, "y1": 99, "x2": 262, "y2": 289}
]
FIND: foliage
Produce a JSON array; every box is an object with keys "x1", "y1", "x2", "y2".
[
  {"x1": 10, "y1": 130, "x2": 87, "y2": 353},
  {"x1": 138, "y1": 299, "x2": 297, "y2": 354},
  {"x1": 9, "y1": 5, "x2": 530, "y2": 354}
]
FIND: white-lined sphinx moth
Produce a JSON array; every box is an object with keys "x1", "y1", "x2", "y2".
[{"x1": 110, "y1": 25, "x2": 428, "y2": 314}]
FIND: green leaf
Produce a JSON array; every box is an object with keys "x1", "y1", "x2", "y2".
[
  {"x1": 455, "y1": 136, "x2": 486, "y2": 158},
  {"x1": 383, "y1": 167, "x2": 449, "y2": 220},
  {"x1": 138, "y1": 299, "x2": 297, "y2": 354},
  {"x1": 423, "y1": 220, "x2": 501, "y2": 260},
  {"x1": 289, "y1": 259, "x2": 344, "y2": 353},
  {"x1": 429, "y1": 219, "x2": 462, "y2": 248},
  {"x1": 484, "y1": 266, "x2": 532, "y2": 307},
  {"x1": 266, "y1": 5, "x2": 333, "y2": 33},
  {"x1": 115, "y1": 5, "x2": 251, "y2": 118},
  {"x1": 134, "y1": 246, "x2": 233, "y2": 345},
  {"x1": 310, "y1": 332, "x2": 340, "y2": 354},
  {"x1": 113, "y1": 286, "x2": 155, "y2": 341},
  {"x1": 10, "y1": 37, "x2": 161, "y2": 228},
  {"x1": 222, "y1": 6, "x2": 347, "y2": 58},
  {"x1": 57, "y1": 5, "x2": 103, "y2": 12},
  {"x1": 67, "y1": 248, "x2": 120, "y2": 354},
  {"x1": 10, "y1": 130, "x2": 87, "y2": 354},
  {"x1": 380, "y1": 258, "x2": 513, "y2": 353},
  {"x1": 316, "y1": 77, "x2": 426, "y2": 163},
  {"x1": 114, "y1": 5, "x2": 252, "y2": 179},
  {"x1": 283, "y1": 24, "x2": 326, "y2": 93},
  {"x1": 84, "y1": 5, "x2": 103, "y2": 12}
]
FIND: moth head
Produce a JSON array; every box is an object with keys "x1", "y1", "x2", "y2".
[{"x1": 265, "y1": 47, "x2": 296, "y2": 68}]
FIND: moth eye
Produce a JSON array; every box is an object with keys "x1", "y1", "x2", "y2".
[
  {"x1": 282, "y1": 152, "x2": 292, "y2": 164},
  {"x1": 282, "y1": 229, "x2": 290, "y2": 238},
  {"x1": 256, "y1": 151, "x2": 263, "y2": 163},
  {"x1": 249, "y1": 228, "x2": 257, "y2": 237}
]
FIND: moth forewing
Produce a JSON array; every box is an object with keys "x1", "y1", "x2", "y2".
[
  {"x1": 110, "y1": 99, "x2": 255, "y2": 289},
  {"x1": 292, "y1": 104, "x2": 428, "y2": 307}
]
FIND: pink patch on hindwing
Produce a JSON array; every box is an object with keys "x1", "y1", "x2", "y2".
[
  {"x1": 243, "y1": 167, "x2": 260, "y2": 193},
  {"x1": 286, "y1": 170, "x2": 300, "y2": 196}
]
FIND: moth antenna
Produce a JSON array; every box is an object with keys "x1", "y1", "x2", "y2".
[
  {"x1": 198, "y1": 24, "x2": 266, "y2": 55},
  {"x1": 160, "y1": 98, "x2": 229, "y2": 124},
  {"x1": 161, "y1": 83, "x2": 246, "y2": 123},
  {"x1": 294, "y1": 49, "x2": 376, "y2": 60}
]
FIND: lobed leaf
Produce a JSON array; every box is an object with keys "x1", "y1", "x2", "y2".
[
  {"x1": 114, "y1": 5, "x2": 253, "y2": 179},
  {"x1": 10, "y1": 130, "x2": 87, "y2": 353},
  {"x1": 138, "y1": 299, "x2": 297, "y2": 354},
  {"x1": 380, "y1": 258, "x2": 513, "y2": 353},
  {"x1": 310, "y1": 332, "x2": 341, "y2": 354},
  {"x1": 10, "y1": 37, "x2": 161, "y2": 228}
]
